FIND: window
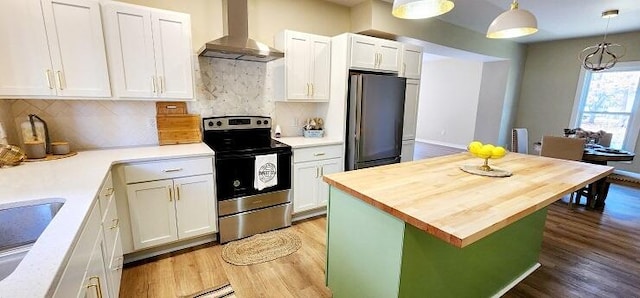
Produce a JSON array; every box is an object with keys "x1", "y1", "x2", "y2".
[{"x1": 570, "y1": 62, "x2": 640, "y2": 150}]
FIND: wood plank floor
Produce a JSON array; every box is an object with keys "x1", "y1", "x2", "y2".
[
  {"x1": 120, "y1": 185, "x2": 640, "y2": 298},
  {"x1": 119, "y1": 217, "x2": 331, "y2": 298},
  {"x1": 505, "y1": 185, "x2": 640, "y2": 298}
]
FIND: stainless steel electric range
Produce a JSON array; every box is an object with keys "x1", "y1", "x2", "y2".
[{"x1": 202, "y1": 116, "x2": 292, "y2": 243}]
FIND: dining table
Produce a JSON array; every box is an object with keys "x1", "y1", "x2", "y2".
[{"x1": 581, "y1": 147, "x2": 635, "y2": 209}]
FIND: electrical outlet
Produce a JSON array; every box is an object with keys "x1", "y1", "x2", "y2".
[
  {"x1": 440, "y1": 129, "x2": 446, "y2": 136},
  {"x1": 293, "y1": 117, "x2": 299, "y2": 126}
]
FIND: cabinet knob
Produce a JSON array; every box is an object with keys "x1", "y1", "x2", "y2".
[
  {"x1": 87, "y1": 276, "x2": 103, "y2": 298},
  {"x1": 151, "y1": 76, "x2": 157, "y2": 93},
  {"x1": 158, "y1": 76, "x2": 165, "y2": 94},
  {"x1": 56, "y1": 71, "x2": 65, "y2": 90},
  {"x1": 45, "y1": 70, "x2": 54, "y2": 89},
  {"x1": 109, "y1": 218, "x2": 119, "y2": 229},
  {"x1": 104, "y1": 187, "x2": 114, "y2": 197}
]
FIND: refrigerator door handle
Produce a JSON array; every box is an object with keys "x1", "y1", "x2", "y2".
[{"x1": 354, "y1": 75, "x2": 363, "y2": 153}]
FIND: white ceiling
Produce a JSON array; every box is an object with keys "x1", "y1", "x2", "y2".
[{"x1": 324, "y1": 0, "x2": 640, "y2": 43}]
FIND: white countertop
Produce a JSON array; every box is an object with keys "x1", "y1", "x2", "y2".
[
  {"x1": 276, "y1": 137, "x2": 343, "y2": 148},
  {"x1": 0, "y1": 143, "x2": 214, "y2": 297}
]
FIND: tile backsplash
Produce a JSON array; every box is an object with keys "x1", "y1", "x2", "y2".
[{"x1": 0, "y1": 57, "x2": 322, "y2": 150}]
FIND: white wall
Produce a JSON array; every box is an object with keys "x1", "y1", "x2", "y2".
[
  {"x1": 416, "y1": 58, "x2": 483, "y2": 147},
  {"x1": 474, "y1": 60, "x2": 510, "y2": 145},
  {"x1": 516, "y1": 31, "x2": 640, "y2": 172}
]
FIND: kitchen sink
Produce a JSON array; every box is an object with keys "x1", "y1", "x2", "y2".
[{"x1": 0, "y1": 201, "x2": 64, "y2": 281}]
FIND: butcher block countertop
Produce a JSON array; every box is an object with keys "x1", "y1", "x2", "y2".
[{"x1": 323, "y1": 152, "x2": 613, "y2": 248}]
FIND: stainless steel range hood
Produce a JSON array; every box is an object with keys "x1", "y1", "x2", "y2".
[{"x1": 198, "y1": 0, "x2": 283, "y2": 62}]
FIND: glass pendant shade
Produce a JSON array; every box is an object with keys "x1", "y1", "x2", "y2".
[
  {"x1": 392, "y1": 0, "x2": 455, "y2": 19},
  {"x1": 486, "y1": 1, "x2": 538, "y2": 39}
]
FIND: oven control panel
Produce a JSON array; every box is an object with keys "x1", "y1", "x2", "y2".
[{"x1": 203, "y1": 116, "x2": 271, "y2": 131}]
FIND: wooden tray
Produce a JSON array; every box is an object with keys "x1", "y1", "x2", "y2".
[
  {"x1": 24, "y1": 151, "x2": 77, "y2": 162},
  {"x1": 459, "y1": 164, "x2": 512, "y2": 177}
]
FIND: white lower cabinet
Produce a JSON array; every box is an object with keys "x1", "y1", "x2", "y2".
[
  {"x1": 54, "y1": 202, "x2": 101, "y2": 298},
  {"x1": 54, "y1": 171, "x2": 123, "y2": 298},
  {"x1": 401, "y1": 140, "x2": 415, "y2": 162},
  {"x1": 100, "y1": 184, "x2": 123, "y2": 298},
  {"x1": 292, "y1": 144, "x2": 343, "y2": 214},
  {"x1": 124, "y1": 158, "x2": 216, "y2": 251},
  {"x1": 80, "y1": 233, "x2": 110, "y2": 298}
]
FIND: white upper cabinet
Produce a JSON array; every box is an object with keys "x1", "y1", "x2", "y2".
[
  {"x1": 401, "y1": 44, "x2": 423, "y2": 79},
  {"x1": 102, "y1": 2, "x2": 194, "y2": 99},
  {"x1": 350, "y1": 34, "x2": 401, "y2": 73},
  {"x1": 0, "y1": 0, "x2": 111, "y2": 98},
  {"x1": 275, "y1": 30, "x2": 331, "y2": 101}
]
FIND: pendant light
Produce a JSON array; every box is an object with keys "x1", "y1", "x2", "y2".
[
  {"x1": 486, "y1": 0, "x2": 537, "y2": 39},
  {"x1": 392, "y1": 0, "x2": 455, "y2": 19},
  {"x1": 579, "y1": 9, "x2": 626, "y2": 72}
]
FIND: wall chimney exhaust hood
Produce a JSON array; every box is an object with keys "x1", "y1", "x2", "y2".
[{"x1": 198, "y1": 0, "x2": 283, "y2": 62}]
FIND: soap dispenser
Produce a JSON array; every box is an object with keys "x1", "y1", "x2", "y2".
[{"x1": 274, "y1": 125, "x2": 282, "y2": 138}]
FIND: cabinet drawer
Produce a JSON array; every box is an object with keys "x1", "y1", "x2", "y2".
[
  {"x1": 97, "y1": 172, "x2": 114, "y2": 218},
  {"x1": 294, "y1": 145, "x2": 343, "y2": 163},
  {"x1": 124, "y1": 157, "x2": 213, "y2": 183},
  {"x1": 53, "y1": 203, "x2": 101, "y2": 298},
  {"x1": 102, "y1": 196, "x2": 119, "y2": 259}
]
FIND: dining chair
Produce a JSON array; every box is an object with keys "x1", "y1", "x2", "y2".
[
  {"x1": 599, "y1": 133, "x2": 613, "y2": 147},
  {"x1": 540, "y1": 136, "x2": 586, "y2": 161},
  {"x1": 540, "y1": 136, "x2": 587, "y2": 208}
]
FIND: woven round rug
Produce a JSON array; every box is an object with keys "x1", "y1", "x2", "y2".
[{"x1": 222, "y1": 230, "x2": 302, "y2": 266}]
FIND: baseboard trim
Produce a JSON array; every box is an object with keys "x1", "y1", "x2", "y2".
[
  {"x1": 293, "y1": 207, "x2": 327, "y2": 222},
  {"x1": 414, "y1": 139, "x2": 467, "y2": 150},
  {"x1": 491, "y1": 262, "x2": 541, "y2": 298},
  {"x1": 123, "y1": 234, "x2": 216, "y2": 264}
]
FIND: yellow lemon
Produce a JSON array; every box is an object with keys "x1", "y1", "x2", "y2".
[
  {"x1": 468, "y1": 141, "x2": 483, "y2": 155},
  {"x1": 491, "y1": 146, "x2": 507, "y2": 159},
  {"x1": 477, "y1": 144, "x2": 494, "y2": 159}
]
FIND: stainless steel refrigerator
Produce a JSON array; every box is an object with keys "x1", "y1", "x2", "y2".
[{"x1": 346, "y1": 72, "x2": 407, "y2": 171}]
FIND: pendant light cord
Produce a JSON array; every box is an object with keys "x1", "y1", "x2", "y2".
[{"x1": 602, "y1": 17, "x2": 611, "y2": 43}]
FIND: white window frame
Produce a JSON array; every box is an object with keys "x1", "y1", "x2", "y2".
[{"x1": 569, "y1": 61, "x2": 640, "y2": 151}]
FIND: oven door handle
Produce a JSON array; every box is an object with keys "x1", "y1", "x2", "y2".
[{"x1": 215, "y1": 151, "x2": 292, "y2": 161}]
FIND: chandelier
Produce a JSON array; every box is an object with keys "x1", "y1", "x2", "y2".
[{"x1": 579, "y1": 9, "x2": 626, "y2": 72}]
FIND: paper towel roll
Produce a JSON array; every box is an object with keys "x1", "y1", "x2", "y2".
[{"x1": 0, "y1": 121, "x2": 7, "y2": 145}]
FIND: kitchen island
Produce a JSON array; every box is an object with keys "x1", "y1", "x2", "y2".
[{"x1": 323, "y1": 152, "x2": 613, "y2": 298}]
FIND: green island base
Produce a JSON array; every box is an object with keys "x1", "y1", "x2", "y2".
[{"x1": 326, "y1": 188, "x2": 547, "y2": 298}]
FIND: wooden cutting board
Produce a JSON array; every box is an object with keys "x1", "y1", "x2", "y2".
[{"x1": 156, "y1": 114, "x2": 202, "y2": 145}]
